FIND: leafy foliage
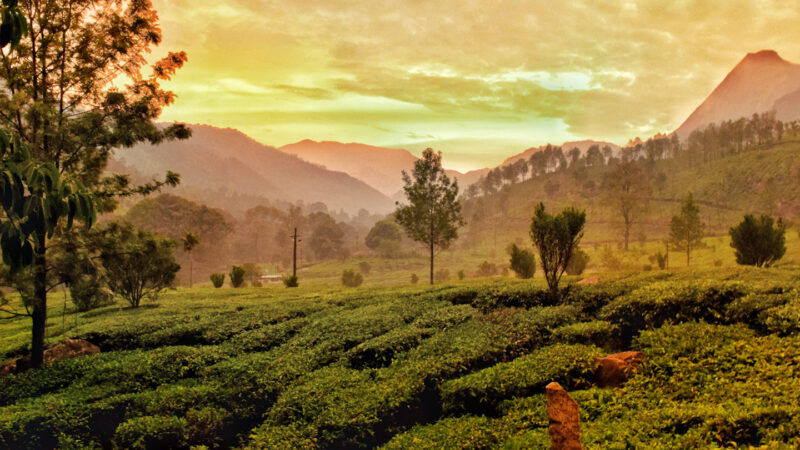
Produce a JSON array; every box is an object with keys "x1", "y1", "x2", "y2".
[
  {"x1": 670, "y1": 192, "x2": 704, "y2": 266},
  {"x1": 508, "y1": 244, "x2": 535, "y2": 279},
  {"x1": 94, "y1": 223, "x2": 179, "y2": 307},
  {"x1": 729, "y1": 214, "x2": 786, "y2": 267},
  {"x1": 365, "y1": 220, "x2": 402, "y2": 250},
  {"x1": 341, "y1": 269, "x2": 364, "y2": 287},
  {"x1": 529, "y1": 203, "x2": 586, "y2": 298},
  {"x1": 229, "y1": 266, "x2": 245, "y2": 288},
  {"x1": 565, "y1": 247, "x2": 589, "y2": 276},
  {"x1": 210, "y1": 273, "x2": 225, "y2": 288},
  {"x1": 283, "y1": 274, "x2": 299, "y2": 288}
]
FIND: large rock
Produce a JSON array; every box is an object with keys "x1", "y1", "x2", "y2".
[
  {"x1": 546, "y1": 382, "x2": 583, "y2": 450},
  {"x1": 594, "y1": 351, "x2": 644, "y2": 388},
  {"x1": 0, "y1": 339, "x2": 100, "y2": 378}
]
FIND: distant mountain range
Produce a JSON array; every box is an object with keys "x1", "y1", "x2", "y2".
[
  {"x1": 114, "y1": 50, "x2": 800, "y2": 216},
  {"x1": 112, "y1": 125, "x2": 394, "y2": 215},
  {"x1": 676, "y1": 50, "x2": 800, "y2": 137}
]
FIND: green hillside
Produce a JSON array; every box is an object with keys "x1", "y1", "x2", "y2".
[{"x1": 1, "y1": 268, "x2": 799, "y2": 448}]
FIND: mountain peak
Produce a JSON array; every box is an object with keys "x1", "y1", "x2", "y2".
[{"x1": 740, "y1": 50, "x2": 785, "y2": 65}]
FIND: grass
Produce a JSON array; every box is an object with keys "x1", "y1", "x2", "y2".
[{"x1": 1, "y1": 265, "x2": 799, "y2": 448}]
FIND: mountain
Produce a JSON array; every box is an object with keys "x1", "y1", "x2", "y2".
[
  {"x1": 676, "y1": 50, "x2": 800, "y2": 137},
  {"x1": 111, "y1": 125, "x2": 394, "y2": 215},
  {"x1": 279, "y1": 140, "x2": 484, "y2": 196}
]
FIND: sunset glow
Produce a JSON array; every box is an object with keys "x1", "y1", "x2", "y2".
[{"x1": 153, "y1": 0, "x2": 800, "y2": 170}]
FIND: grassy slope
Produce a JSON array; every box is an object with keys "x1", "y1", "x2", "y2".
[{"x1": 1, "y1": 267, "x2": 799, "y2": 449}]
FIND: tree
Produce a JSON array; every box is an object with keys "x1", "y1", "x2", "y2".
[
  {"x1": 603, "y1": 161, "x2": 651, "y2": 250},
  {"x1": 508, "y1": 244, "x2": 535, "y2": 279},
  {"x1": 530, "y1": 203, "x2": 586, "y2": 300},
  {"x1": 309, "y1": 216, "x2": 345, "y2": 260},
  {"x1": 229, "y1": 266, "x2": 245, "y2": 288},
  {"x1": 669, "y1": 193, "x2": 704, "y2": 266},
  {"x1": 341, "y1": 269, "x2": 363, "y2": 287},
  {"x1": 210, "y1": 273, "x2": 225, "y2": 288},
  {"x1": 94, "y1": 222, "x2": 179, "y2": 308},
  {"x1": 729, "y1": 215, "x2": 786, "y2": 267},
  {"x1": 0, "y1": 0, "x2": 188, "y2": 368},
  {"x1": 365, "y1": 220, "x2": 402, "y2": 250},
  {"x1": 181, "y1": 232, "x2": 199, "y2": 288},
  {"x1": 565, "y1": 248, "x2": 589, "y2": 276},
  {"x1": 395, "y1": 149, "x2": 465, "y2": 284}
]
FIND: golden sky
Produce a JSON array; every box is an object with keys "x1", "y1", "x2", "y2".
[{"x1": 152, "y1": 0, "x2": 800, "y2": 171}]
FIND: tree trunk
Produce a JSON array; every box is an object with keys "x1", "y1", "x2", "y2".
[
  {"x1": 188, "y1": 255, "x2": 193, "y2": 288},
  {"x1": 31, "y1": 231, "x2": 47, "y2": 369},
  {"x1": 686, "y1": 247, "x2": 690, "y2": 267},
  {"x1": 429, "y1": 239, "x2": 434, "y2": 285}
]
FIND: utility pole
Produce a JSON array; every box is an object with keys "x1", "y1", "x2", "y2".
[{"x1": 291, "y1": 227, "x2": 299, "y2": 277}]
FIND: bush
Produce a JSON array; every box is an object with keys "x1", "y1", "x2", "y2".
[
  {"x1": 209, "y1": 273, "x2": 224, "y2": 288},
  {"x1": 649, "y1": 251, "x2": 668, "y2": 269},
  {"x1": 477, "y1": 261, "x2": 497, "y2": 277},
  {"x1": 552, "y1": 320, "x2": 620, "y2": 348},
  {"x1": 565, "y1": 248, "x2": 589, "y2": 275},
  {"x1": 457, "y1": 270, "x2": 465, "y2": 280},
  {"x1": 600, "y1": 281, "x2": 748, "y2": 342},
  {"x1": 730, "y1": 215, "x2": 787, "y2": 267},
  {"x1": 358, "y1": 261, "x2": 372, "y2": 276},
  {"x1": 435, "y1": 269, "x2": 450, "y2": 283},
  {"x1": 229, "y1": 266, "x2": 245, "y2": 288},
  {"x1": 342, "y1": 270, "x2": 364, "y2": 287},
  {"x1": 440, "y1": 344, "x2": 601, "y2": 415},
  {"x1": 283, "y1": 274, "x2": 299, "y2": 287},
  {"x1": 113, "y1": 415, "x2": 188, "y2": 449},
  {"x1": 508, "y1": 244, "x2": 535, "y2": 279},
  {"x1": 410, "y1": 273, "x2": 419, "y2": 284}
]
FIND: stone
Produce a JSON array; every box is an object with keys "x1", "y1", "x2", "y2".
[
  {"x1": 594, "y1": 351, "x2": 644, "y2": 388},
  {"x1": 576, "y1": 276, "x2": 599, "y2": 285},
  {"x1": 546, "y1": 382, "x2": 583, "y2": 450},
  {"x1": 0, "y1": 339, "x2": 100, "y2": 379}
]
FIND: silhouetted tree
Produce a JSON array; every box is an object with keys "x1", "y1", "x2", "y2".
[
  {"x1": 181, "y1": 232, "x2": 199, "y2": 287},
  {"x1": 395, "y1": 149, "x2": 465, "y2": 284},
  {"x1": 603, "y1": 161, "x2": 651, "y2": 250}
]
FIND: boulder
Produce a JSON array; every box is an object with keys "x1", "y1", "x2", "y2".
[
  {"x1": 0, "y1": 339, "x2": 100, "y2": 379},
  {"x1": 576, "y1": 276, "x2": 599, "y2": 285},
  {"x1": 594, "y1": 351, "x2": 644, "y2": 388},
  {"x1": 546, "y1": 382, "x2": 583, "y2": 450}
]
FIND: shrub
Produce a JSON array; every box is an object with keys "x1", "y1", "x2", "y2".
[
  {"x1": 600, "y1": 281, "x2": 748, "y2": 342},
  {"x1": 529, "y1": 203, "x2": 586, "y2": 299},
  {"x1": 650, "y1": 251, "x2": 668, "y2": 269},
  {"x1": 229, "y1": 266, "x2": 245, "y2": 288},
  {"x1": 508, "y1": 244, "x2": 535, "y2": 279},
  {"x1": 342, "y1": 270, "x2": 364, "y2": 287},
  {"x1": 600, "y1": 246, "x2": 623, "y2": 271},
  {"x1": 730, "y1": 215, "x2": 787, "y2": 267},
  {"x1": 410, "y1": 273, "x2": 419, "y2": 284},
  {"x1": 112, "y1": 416, "x2": 188, "y2": 449},
  {"x1": 358, "y1": 261, "x2": 372, "y2": 276},
  {"x1": 552, "y1": 320, "x2": 620, "y2": 348},
  {"x1": 435, "y1": 269, "x2": 450, "y2": 283},
  {"x1": 283, "y1": 274, "x2": 299, "y2": 287},
  {"x1": 565, "y1": 248, "x2": 589, "y2": 275},
  {"x1": 457, "y1": 270, "x2": 465, "y2": 280},
  {"x1": 440, "y1": 344, "x2": 601, "y2": 415},
  {"x1": 383, "y1": 416, "x2": 502, "y2": 449},
  {"x1": 477, "y1": 261, "x2": 497, "y2": 277},
  {"x1": 642, "y1": 264, "x2": 652, "y2": 271},
  {"x1": 348, "y1": 327, "x2": 433, "y2": 369},
  {"x1": 209, "y1": 273, "x2": 225, "y2": 288}
]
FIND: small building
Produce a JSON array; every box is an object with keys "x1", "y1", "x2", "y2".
[{"x1": 260, "y1": 270, "x2": 284, "y2": 284}]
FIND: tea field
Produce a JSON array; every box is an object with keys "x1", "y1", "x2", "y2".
[{"x1": 1, "y1": 267, "x2": 799, "y2": 448}]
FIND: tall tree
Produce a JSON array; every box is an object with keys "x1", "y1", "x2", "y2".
[
  {"x1": 669, "y1": 193, "x2": 704, "y2": 266},
  {"x1": 181, "y1": 232, "x2": 199, "y2": 287},
  {"x1": 529, "y1": 203, "x2": 585, "y2": 300},
  {"x1": 0, "y1": 0, "x2": 188, "y2": 367},
  {"x1": 395, "y1": 149, "x2": 464, "y2": 284},
  {"x1": 603, "y1": 161, "x2": 651, "y2": 250}
]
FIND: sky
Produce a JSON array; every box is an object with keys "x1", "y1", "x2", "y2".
[{"x1": 152, "y1": 0, "x2": 800, "y2": 172}]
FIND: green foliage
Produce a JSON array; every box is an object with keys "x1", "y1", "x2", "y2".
[
  {"x1": 365, "y1": 220, "x2": 402, "y2": 250},
  {"x1": 565, "y1": 247, "x2": 589, "y2": 275},
  {"x1": 209, "y1": 273, "x2": 225, "y2": 288},
  {"x1": 229, "y1": 266, "x2": 245, "y2": 288},
  {"x1": 457, "y1": 269, "x2": 465, "y2": 280},
  {"x1": 310, "y1": 216, "x2": 346, "y2": 260},
  {"x1": 410, "y1": 273, "x2": 419, "y2": 284},
  {"x1": 94, "y1": 223, "x2": 179, "y2": 307},
  {"x1": 729, "y1": 214, "x2": 787, "y2": 267},
  {"x1": 602, "y1": 160, "x2": 651, "y2": 250},
  {"x1": 440, "y1": 344, "x2": 600, "y2": 415},
  {"x1": 477, "y1": 261, "x2": 497, "y2": 277},
  {"x1": 529, "y1": 203, "x2": 586, "y2": 298},
  {"x1": 283, "y1": 274, "x2": 299, "y2": 288},
  {"x1": 508, "y1": 243, "x2": 535, "y2": 279},
  {"x1": 650, "y1": 251, "x2": 668, "y2": 269},
  {"x1": 395, "y1": 149, "x2": 465, "y2": 284},
  {"x1": 552, "y1": 320, "x2": 619, "y2": 348},
  {"x1": 341, "y1": 269, "x2": 363, "y2": 287},
  {"x1": 113, "y1": 415, "x2": 188, "y2": 450},
  {"x1": 670, "y1": 192, "x2": 704, "y2": 266}
]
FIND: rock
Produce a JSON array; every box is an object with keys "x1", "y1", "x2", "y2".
[
  {"x1": 577, "y1": 276, "x2": 599, "y2": 285},
  {"x1": 594, "y1": 351, "x2": 644, "y2": 388},
  {"x1": 546, "y1": 382, "x2": 583, "y2": 450},
  {"x1": 0, "y1": 339, "x2": 100, "y2": 379}
]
